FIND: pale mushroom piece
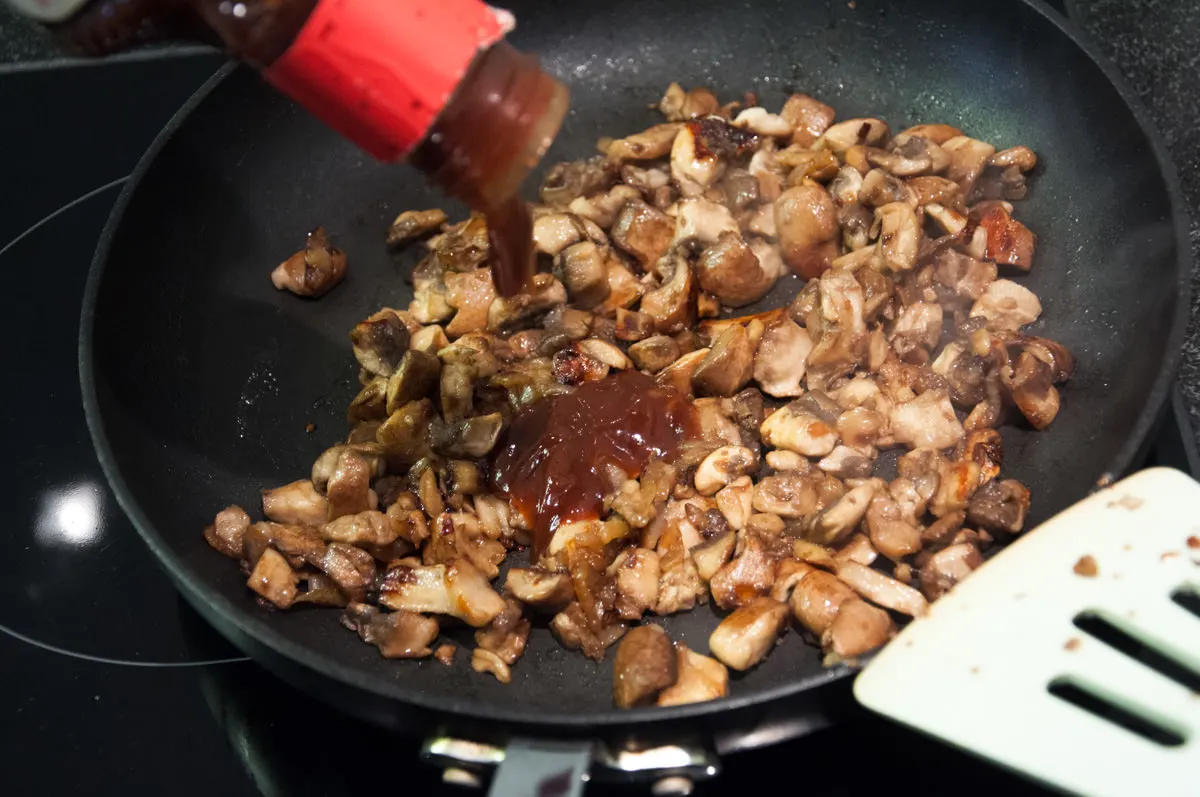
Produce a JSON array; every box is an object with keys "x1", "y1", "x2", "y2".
[
  {"x1": 657, "y1": 644, "x2": 729, "y2": 706},
  {"x1": 628, "y1": 335, "x2": 682, "y2": 374},
  {"x1": 818, "y1": 118, "x2": 889, "y2": 154},
  {"x1": 789, "y1": 569, "x2": 856, "y2": 636},
  {"x1": 817, "y1": 445, "x2": 874, "y2": 480},
  {"x1": 568, "y1": 184, "x2": 641, "y2": 228},
  {"x1": 504, "y1": 568, "x2": 574, "y2": 613},
  {"x1": 350, "y1": 310, "x2": 411, "y2": 377},
  {"x1": 606, "y1": 122, "x2": 684, "y2": 162},
  {"x1": 385, "y1": 350, "x2": 441, "y2": 413},
  {"x1": 409, "y1": 324, "x2": 449, "y2": 355},
  {"x1": 320, "y1": 510, "x2": 398, "y2": 547},
  {"x1": 409, "y1": 257, "x2": 455, "y2": 324},
  {"x1": 868, "y1": 134, "x2": 950, "y2": 176},
  {"x1": 695, "y1": 231, "x2": 776, "y2": 307},
  {"x1": 694, "y1": 446, "x2": 760, "y2": 496},
  {"x1": 942, "y1": 135, "x2": 997, "y2": 196},
  {"x1": 671, "y1": 122, "x2": 726, "y2": 197},
  {"x1": 970, "y1": 279, "x2": 1042, "y2": 331},
  {"x1": 708, "y1": 596, "x2": 789, "y2": 671},
  {"x1": 751, "y1": 470, "x2": 843, "y2": 519},
  {"x1": 386, "y1": 208, "x2": 448, "y2": 247},
  {"x1": 204, "y1": 505, "x2": 251, "y2": 559},
  {"x1": 657, "y1": 82, "x2": 720, "y2": 121},
  {"x1": 552, "y1": 241, "x2": 611, "y2": 310},
  {"x1": 610, "y1": 198, "x2": 675, "y2": 269},
  {"x1": 897, "y1": 123, "x2": 962, "y2": 144},
  {"x1": 835, "y1": 533, "x2": 878, "y2": 567},
  {"x1": 733, "y1": 107, "x2": 793, "y2": 138},
  {"x1": 925, "y1": 202, "x2": 968, "y2": 235},
  {"x1": 892, "y1": 301, "x2": 944, "y2": 352},
  {"x1": 748, "y1": 143, "x2": 784, "y2": 202},
  {"x1": 673, "y1": 197, "x2": 739, "y2": 247},
  {"x1": 803, "y1": 481, "x2": 878, "y2": 546},
  {"x1": 692, "y1": 530, "x2": 737, "y2": 584},
  {"x1": 262, "y1": 480, "x2": 330, "y2": 526},
  {"x1": 610, "y1": 548, "x2": 662, "y2": 620},
  {"x1": 753, "y1": 315, "x2": 812, "y2": 398},
  {"x1": 866, "y1": 494, "x2": 924, "y2": 561},
  {"x1": 930, "y1": 459, "x2": 983, "y2": 517},
  {"x1": 836, "y1": 561, "x2": 929, "y2": 617},
  {"x1": 708, "y1": 531, "x2": 776, "y2": 610},
  {"x1": 692, "y1": 325, "x2": 755, "y2": 398},
  {"x1": 769, "y1": 558, "x2": 817, "y2": 602},
  {"x1": 765, "y1": 450, "x2": 808, "y2": 472},
  {"x1": 761, "y1": 403, "x2": 839, "y2": 457},
  {"x1": 774, "y1": 183, "x2": 839, "y2": 279},
  {"x1": 745, "y1": 204, "x2": 778, "y2": 239},
  {"x1": 874, "y1": 201, "x2": 921, "y2": 272},
  {"x1": 486, "y1": 274, "x2": 568, "y2": 333},
  {"x1": 576, "y1": 338, "x2": 632, "y2": 371},
  {"x1": 378, "y1": 558, "x2": 506, "y2": 627},
  {"x1": 889, "y1": 390, "x2": 965, "y2": 450},
  {"x1": 779, "y1": 93, "x2": 836, "y2": 147},
  {"x1": 595, "y1": 258, "x2": 644, "y2": 315},
  {"x1": 472, "y1": 648, "x2": 512, "y2": 684},
  {"x1": 989, "y1": 145, "x2": 1038, "y2": 171},
  {"x1": 920, "y1": 542, "x2": 984, "y2": 600},
  {"x1": 714, "y1": 476, "x2": 754, "y2": 532}
]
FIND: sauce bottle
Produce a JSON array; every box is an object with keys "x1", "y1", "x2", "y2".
[{"x1": 5, "y1": 0, "x2": 567, "y2": 296}]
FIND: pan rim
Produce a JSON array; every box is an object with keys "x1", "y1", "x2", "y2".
[{"x1": 79, "y1": 0, "x2": 1193, "y2": 732}]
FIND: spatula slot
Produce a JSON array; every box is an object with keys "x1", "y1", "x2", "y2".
[
  {"x1": 1047, "y1": 677, "x2": 1187, "y2": 747},
  {"x1": 1170, "y1": 587, "x2": 1200, "y2": 621},
  {"x1": 1073, "y1": 610, "x2": 1200, "y2": 692}
]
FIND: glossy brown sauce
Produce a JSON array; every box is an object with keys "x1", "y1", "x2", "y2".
[{"x1": 493, "y1": 371, "x2": 696, "y2": 558}]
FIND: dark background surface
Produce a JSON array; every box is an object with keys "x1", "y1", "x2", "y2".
[{"x1": 0, "y1": 1, "x2": 1196, "y2": 795}]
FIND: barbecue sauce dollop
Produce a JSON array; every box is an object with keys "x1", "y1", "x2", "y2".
[{"x1": 492, "y1": 371, "x2": 696, "y2": 559}]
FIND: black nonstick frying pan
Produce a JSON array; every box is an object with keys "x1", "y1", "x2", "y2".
[{"x1": 81, "y1": 0, "x2": 1190, "y2": 790}]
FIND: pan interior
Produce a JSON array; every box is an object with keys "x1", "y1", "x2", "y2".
[{"x1": 84, "y1": 0, "x2": 1185, "y2": 726}]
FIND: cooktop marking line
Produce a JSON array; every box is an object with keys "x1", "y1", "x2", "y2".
[
  {"x1": 0, "y1": 175, "x2": 127, "y2": 260},
  {"x1": 0, "y1": 620, "x2": 250, "y2": 668}
]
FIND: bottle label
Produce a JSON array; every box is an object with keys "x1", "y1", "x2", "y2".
[
  {"x1": 5, "y1": 0, "x2": 91, "y2": 23},
  {"x1": 264, "y1": 0, "x2": 512, "y2": 163}
]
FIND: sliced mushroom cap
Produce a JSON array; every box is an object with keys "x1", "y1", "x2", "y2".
[
  {"x1": 788, "y1": 569, "x2": 855, "y2": 635},
  {"x1": 640, "y1": 251, "x2": 696, "y2": 334},
  {"x1": 837, "y1": 561, "x2": 928, "y2": 617},
  {"x1": 780, "y1": 93, "x2": 836, "y2": 147},
  {"x1": 611, "y1": 199, "x2": 675, "y2": 269},
  {"x1": 820, "y1": 118, "x2": 890, "y2": 154},
  {"x1": 607, "y1": 122, "x2": 684, "y2": 162},
  {"x1": 692, "y1": 324, "x2": 754, "y2": 398},
  {"x1": 376, "y1": 399, "x2": 436, "y2": 468},
  {"x1": 775, "y1": 183, "x2": 839, "y2": 279}
]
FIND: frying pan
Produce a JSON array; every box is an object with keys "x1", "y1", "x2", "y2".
[{"x1": 81, "y1": 0, "x2": 1190, "y2": 790}]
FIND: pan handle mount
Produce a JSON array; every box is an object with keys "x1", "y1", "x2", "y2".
[{"x1": 422, "y1": 735, "x2": 720, "y2": 796}]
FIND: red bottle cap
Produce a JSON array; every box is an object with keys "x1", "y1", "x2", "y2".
[{"x1": 264, "y1": 0, "x2": 512, "y2": 162}]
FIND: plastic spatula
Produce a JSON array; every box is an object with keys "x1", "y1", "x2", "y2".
[{"x1": 855, "y1": 466, "x2": 1200, "y2": 797}]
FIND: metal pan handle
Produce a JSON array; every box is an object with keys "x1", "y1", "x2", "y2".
[{"x1": 486, "y1": 738, "x2": 592, "y2": 797}]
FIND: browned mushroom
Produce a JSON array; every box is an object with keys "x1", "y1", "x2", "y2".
[
  {"x1": 386, "y1": 209, "x2": 448, "y2": 247},
  {"x1": 780, "y1": 93, "x2": 836, "y2": 147},
  {"x1": 612, "y1": 624, "x2": 678, "y2": 708},
  {"x1": 657, "y1": 644, "x2": 729, "y2": 706},
  {"x1": 341, "y1": 603, "x2": 439, "y2": 659},
  {"x1": 775, "y1": 183, "x2": 839, "y2": 279},
  {"x1": 695, "y1": 231, "x2": 778, "y2": 307},
  {"x1": 640, "y1": 251, "x2": 696, "y2": 334},
  {"x1": 708, "y1": 596, "x2": 789, "y2": 670},
  {"x1": 203, "y1": 505, "x2": 251, "y2": 559},
  {"x1": 611, "y1": 199, "x2": 675, "y2": 269},
  {"x1": 270, "y1": 227, "x2": 347, "y2": 298},
  {"x1": 691, "y1": 324, "x2": 755, "y2": 397}
]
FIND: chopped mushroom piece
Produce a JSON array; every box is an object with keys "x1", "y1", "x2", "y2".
[
  {"x1": 612, "y1": 624, "x2": 678, "y2": 708},
  {"x1": 657, "y1": 644, "x2": 729, "y2": 706},
  {"x1": 753, "y1": 316, "x2": 812, "y2": 398},
  {"x1": 611, "y1": 199, "x2": 675, "y2": 268},
  {"x1": 889, "y1": 390, "x2": 964, "y2": 450},
  {"x1": 967, "y1": 479, "x2": 1031, "y2": 534},
  {"x1": 780, "y1": 93, "x2": 836, "y2": 147},
  {"x1": 696, "y1": 231, "x2": 777, "y2": 307},
  {"x1": 326, "y1": 449, "x2": 374, "y2": 520},
  {"x1": 674, "y1": 197, "x2": 739, "y2": 247},
  {"x1": 761, "y1": 403, "x2": 839, "y2": 457},
  {"x1": 658, "y1": 83, "x2": 720, "y2": 121},
  {"x1": 607, "y1": 123, "x2": 684, "y2": 162},
  {"x1": 204, "y1": 505, "x2": 251, "y2": 559},
  {"x1": 709, "y1": 531, "x2": 777, "y2": 609},
  {"x1": 942, "y1": 136, "x2": 997, "y2": 197},
  {"x1": 820, "y1": 118, "x2": 890, "y2": 154},
  {"x1": 804, "y1": 482, "x2": 877, "y2": 546},
  {"x1": 341, "y1": 603, "x2": 439, "y2": 659},
  {"x1": 387, "y1": 209, "x2": 448, "y2": 247},
  {"x1": 261, "y1": 480, "x2": 330, "y2": 526},
  {"x1": 640, "y1": 251, "x2": 696, "y2": 334},
  {"x1": 708, "y1": 596, "x2": 789, "y2": 671},
  {"x1": 692, "y1": 325, "x2": 755, "y2": 398},
  {"x1": 970, "y1": 279, "x2": 1042, "y2": 331},
  {"x1": 247, "y1": 547, "x2": 299, "y2": 609},
  {"x1": 775, "y1": 183, "x2": 839, "y2": 279},
  {"x1": 694, "y1": 446, "x2": 759, "y2": 496},
  {"x1": 920, "y1": 543, "x2": 983, "y2": 600},
  {"x1": 610, "y1": 548, "x2": 662, "y2": 620},
  {"x1": 351, "y1": 310, "x2": 410, "y2": 377},
  {"x1": 475, "y1": 597, "x2": 531, "y2": 665},
  {"x1": 378, "y1": 558, "x2": 506, "y2": 627},
  {"x1": 733, "y1": 107, "x2": 793, "y2": 138},
  {"x1": 270, "y1": 227, "x2": 347, "y2": 298},
  {"x1": 837, "y1": 561, "x2": 929, "y2": 617},
  {"x1": 822, "y1": 598, "x2": 893, "y2": 659},
  {"x1": 551, "y1": 602, "x2": 628, "y2": 661},
  {"x1": 472, "y1": 648, "x2": 512, "y2": 683},
  {"x1": 628, "y1": 335, "x2": 680, "y2": 374}
]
